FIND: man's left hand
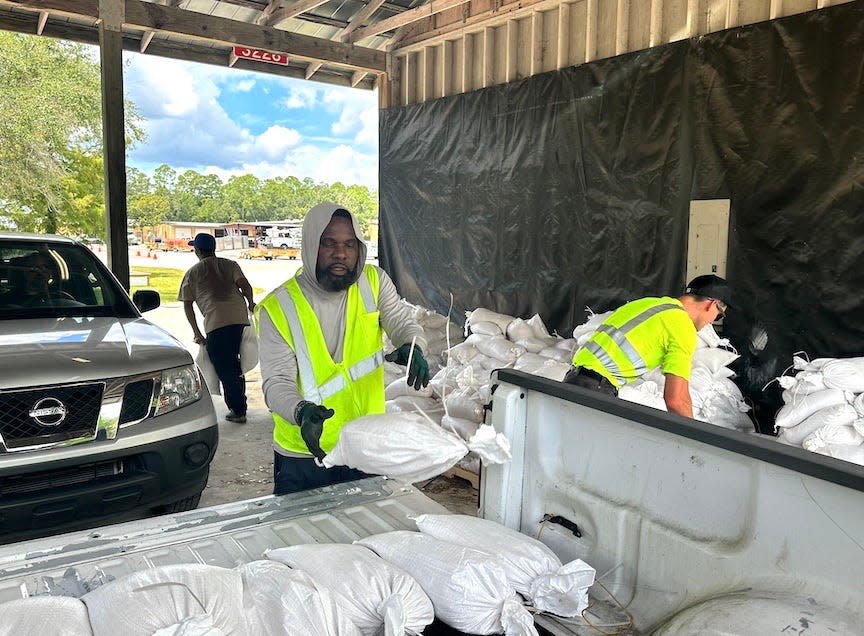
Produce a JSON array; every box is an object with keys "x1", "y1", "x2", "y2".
[
  {"x1": 193, "y1": 334, "x2": 206, "y2": 345},
  {"x1": 385, "y1": 343, "x2": 430, "y2": 390}
]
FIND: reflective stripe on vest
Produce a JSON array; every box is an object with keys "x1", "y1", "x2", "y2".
[
  {"x1": 274, "y1": 275, "x2": 383, "y2": 403},
  {"x1": 584, "y1": 303, "x2": 682, "y2": 385}
]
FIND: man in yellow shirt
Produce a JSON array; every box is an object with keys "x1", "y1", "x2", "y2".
[{"x1": 565, "y1": 275, "x2": 730, "y2": 418}]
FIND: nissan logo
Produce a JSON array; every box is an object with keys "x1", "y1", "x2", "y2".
[{"x1": 29, "y1": 397, "x2": 68, "y2": 427}]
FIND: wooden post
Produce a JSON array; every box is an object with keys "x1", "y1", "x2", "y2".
[{"x1": 99, "y1": 0, "x2": 129, "y2": 290}]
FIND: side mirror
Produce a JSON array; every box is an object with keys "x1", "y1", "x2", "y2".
[{"x1": 133, "y1": 289, "x2": 161, "y2": 313}]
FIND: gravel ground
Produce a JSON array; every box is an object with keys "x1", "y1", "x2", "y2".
[{"x1": 111, "y1": 246, "x2": 479, "y2": 515}]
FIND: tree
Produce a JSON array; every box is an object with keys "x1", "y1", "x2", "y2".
[{"x1": 0, "y1": 32, "x2": 143, "y2": 233}]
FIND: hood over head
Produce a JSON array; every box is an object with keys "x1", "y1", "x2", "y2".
[{"x1": 299, "y1": 202, "x2": 367, "y2": 291}]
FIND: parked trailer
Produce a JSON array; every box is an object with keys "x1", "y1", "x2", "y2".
[{"x1": 240, "y1": 246, "x2": 300, "y2": 260}]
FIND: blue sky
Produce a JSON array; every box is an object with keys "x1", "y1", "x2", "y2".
[{"x1": 122, "y1": 53, "x2": 379, "y2": 190}]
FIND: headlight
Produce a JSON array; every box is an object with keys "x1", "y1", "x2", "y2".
[{"x1": 154, "y1": 365, "x2": 202, "y2": 416}]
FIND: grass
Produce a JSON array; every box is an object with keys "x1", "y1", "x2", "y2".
[{"x1": 130, "y1": 266, "x2": 265, "y2": 300}]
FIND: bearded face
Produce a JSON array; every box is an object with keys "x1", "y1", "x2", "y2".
[{"x1": 316, "y1": 215, "x2": 359, "y2": 292}]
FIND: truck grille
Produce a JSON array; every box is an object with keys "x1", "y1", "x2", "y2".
[
  {"x1": 118, "y1": 379, "x2": 154, "y2": 425},
  {"x1": 0, "y1": 460, "x2": 123, "y2": 496},
  {"x1": 0, "y1": 383, "x2": 103, "y2": 450}
]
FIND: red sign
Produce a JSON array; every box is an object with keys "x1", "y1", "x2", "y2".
[{"x1": 232, "y1": 47, "x2": 289, "y2": 66}]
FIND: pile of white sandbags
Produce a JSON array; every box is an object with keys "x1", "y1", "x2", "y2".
[
  {"x1": 382, "y1": 304, "x2": 575, "y2": 481},
  {"x1": 772, "y1": 356, "x2": 864, "y2": 465},
  {"x1": 358, "y1": 515, "x2": 596, "y2": 635},
  {"x1": 604, "y1": 323, "x2": 753, "y2": 430}
]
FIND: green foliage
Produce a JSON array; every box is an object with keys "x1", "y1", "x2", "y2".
[
  {"x1": 0, "y1": 32, "x2": 143, "y2": 236},
  {"x1": 128, "y1": 168, "x2": 379, "y2": 238}
]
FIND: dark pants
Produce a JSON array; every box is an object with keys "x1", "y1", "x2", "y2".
[
  {"x1": 206, "y1": 324, "x2": 247, "y2": 416},
  {"x1": 273, "y1": 452, "x2": 371, "y2": 495},
  {"x1": 563, "y1": 366, "x2": 619, "y2": 397}
]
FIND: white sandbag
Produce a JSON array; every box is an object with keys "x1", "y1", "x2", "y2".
[
  {"x1": 513, "y1": 337, "x2": 548, "y2": 354},
  {"x1": 152, "y1": 615, "x2": 221, "y2": 635},
  {"x1": 357, "y1": 532, "x2": 538, "y2": 636},
  {"x1": 384, "y1": 361, "x2": 406, "y2": 386},
  {"x1": 696, "y1": 324, "x2": 722, "y2": 349},
  {"x1": 821, "y1": 357, "x2": 864, "y2": 393},
  {"x1": 446, "y1": 341, "x2": 480, "y2": 365},
  {"x1": 465, "y1": 308, "x2": 517, "y2": 335},
  {"x1": 239, "y1": 322, "x2": 258, "y2": 373},
  {"x1": 196, "y1": 345, "x2": 221, "y2": 396},
  {"x1": 781, "y1": 404, "x2": 859, "y2": 445},
  {"x1": 779, "y1": 372, "x2": 828, "y2": 401},
  {"x1": 618, "y1": 381, "x2": 667, "y2": 411},
  {"x1": 525, "y1": 314, "x2": 552, "y2": 340},
  {"x1": 537, "y1": 346, "x2": 573, "y2": 363},
  {"x1": 506, "y1": 318, "x2": 535, "y2": 342},
  {"x1": 414, "y1": 514, "x2": 595, "y2": 617},
  {"x1": 0, "y1": 596, "x2": 93, "y2": 636},
  {"x1": 854, "y1": 393, "x2": 864, "y2": 418},
  {"x1": 808, "y1": 442, "x2": 864, "y2": 466},
  {"x1": 386, "y1": 395, "x2": 443, "y2": 417},
  {"x1": 802, "y1": 424, "x2": 864, "y2": 451},
  {"x1": 470, "y1": 321, "x2": 504, "y2": 337},
  {"x1": 239, "y1": 560, "x2": 360, "y2": 636},
  {"x1": 385, "y1": 377, "x2": 434, "y2": 400},
  {"x1": 441, "y1": 414, "x2": 480, "y2": 440},
  {"x1": 554, "y1": 338, "x2": 579, "y2": 353},
  {"x1": 792, "y1": 356, "x2": 832, "y2": 372},
  {"x1": 690, "y1": 348, "x2": 739, "y2": 375},
  {"x1": 473, "y1": 336, "x2": 525, "y2": 365},
  {"x1": 443, "y1": 388, "x2": 485, "y2": 423},
  {"x1": 265, "y1": 544, "x2": 434, "y2": 636},
  {"x1": 513, "y1": 352, "x2": 551, "y2": 373},
  {"x1": 322, "y1": 413, "x2": 509, "y2": 482},
  {"x1": 696, "y1": 390, "x2": 753, "y2": 431},
  {"x1": 81, "y1": 564, "x2": 247, "y2": 636},
  {"x1": 532, "y1": 360, "x2": 571, "y2": 382},
  {"x1": 571, "y1": 310, "x2": 612, "y2": 342},
  {"x1": 774, "y1": 388, "x2": 849, "y2": 429}
]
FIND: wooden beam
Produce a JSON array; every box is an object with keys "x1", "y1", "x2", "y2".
[
  {"x1": 140, "y1": 29, "x2": 154, "y2": 52},
  {"x1": 350, "y1": 70, "x2": 366, "y2": 87},
  {"x1": 769, "y1": 0, "x2": 783, "y2": 19},
  {"x1": 461, "y1": 32, "x2": 471, "y2": 93},
  {"x1": 530, "y1": 11, "x2": 542, "y2": 77},
  {"x1": 341, "y1": 0, "x2": 386, "y2": 40},
  {"x1": 306, "y1": 0, "x2": 387, "y2": 80},
  {"x1": 725, "y1": 0, "x2": 738, "y2": 28},
  {"x1": 266, "y1": 0, "x2": 329, "y2": 27},
  {"x1": 347, "y1": 0, "x2": 471, "y2": 44},
  {"x1": 99, "y1": 0, "x2": 129, "y2": 289},
  {"x1": 228, "y1": 49, "x2": 239, "y2": 66},
  {"x1": 615, "y1": 0, "x2": 628, "y2": 55},
  {"x1": 649, "y1": 0, "x2": 662, "y2": 46},
  {"x1": 36, "y1": 8, "x2": 47, "y2": 33},
  {"x1": 441, "y1": 39, "x2": 451, "y2": 97},
  {"x1": 687, "y1": 0, "x2": 700, "y2": 37},
  {"x1": 585, "y1": 0, "x2": 597, "y2": 62},
  {"x1": 556, "y1": 1, "x2": 570, "y2": 69},
  {"x1": 5, "y1": 0, "x2": 387, "y2": 72},
  {"x1": 482, "y1": 26, "x2": 494, "y2": 88},
  {"x1": 505, "y1": 19, "x2": 516, "y2": 82}
]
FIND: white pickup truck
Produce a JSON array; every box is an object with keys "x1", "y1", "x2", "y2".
[{"x1": 1, "y1": 369, "x2": 862, "y2": 634}]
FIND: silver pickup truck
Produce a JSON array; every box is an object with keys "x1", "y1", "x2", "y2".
[
  {"x1": 0, "y1": 233, "x2": 218, "y2": 544},
  {"x1": 0, "y1": 369, "x2": 861, "y2": 634}
]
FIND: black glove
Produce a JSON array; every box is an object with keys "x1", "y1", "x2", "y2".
[
  {"x1": 296, "y1": 402, "x2": 334, "y2": 461},
  {"x1": 385, "y1": 343, "x2": 430, "y2": 390}
]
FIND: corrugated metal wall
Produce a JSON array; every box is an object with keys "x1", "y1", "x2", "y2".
[{"x1": 384, "y1": 0, "x2": 853, "y2": 107}]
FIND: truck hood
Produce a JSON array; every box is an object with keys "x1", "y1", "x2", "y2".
[{"x1": 0, "y1": 317, "x2": 192, "y2": 389}]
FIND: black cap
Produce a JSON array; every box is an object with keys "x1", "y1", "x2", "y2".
[
  {"x1": 188, "y1": 233, "x2": 216, "y2": 251},
  {"x1": 684, "y1": 274, "x2": 731, "y2": 307}
]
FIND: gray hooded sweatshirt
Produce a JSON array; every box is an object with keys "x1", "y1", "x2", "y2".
[{"x1": 258, "y1": 203, "x2": 427, "y2": 456}]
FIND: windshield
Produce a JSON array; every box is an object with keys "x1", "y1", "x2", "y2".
[{"x1": 0, "y1": 240, "x2": 139, "y2": 320}]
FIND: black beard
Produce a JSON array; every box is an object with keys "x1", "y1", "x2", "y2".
[{"x1": 316, "y1": 265, "x2": 355, "y2": 291}]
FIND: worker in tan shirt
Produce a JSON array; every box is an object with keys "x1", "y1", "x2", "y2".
[{"x1": 179, "y1": 233, "x2": 255, "y2": 423}]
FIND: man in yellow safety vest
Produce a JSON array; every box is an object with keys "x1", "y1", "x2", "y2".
[
  {"x1": 256, "y1": 203, "x2": 429, "y2": 494},
  {"x1": 564, "y1": 275, "x2": 731, "y2": 418}
]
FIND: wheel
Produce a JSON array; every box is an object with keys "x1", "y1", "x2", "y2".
[
  {"x1": 279, "y1": 243, "x2": 288, "y2": 249},
  {"x1": 154, "y1": 493, "x2": 201, "y2": 514},
  {"x1": 265, "y1": 256, "x2": 273, "y2": 260}
]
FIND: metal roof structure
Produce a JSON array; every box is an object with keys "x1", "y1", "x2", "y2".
[{"x1": 0, "y1": 0, "x2": 436, "y2": 91}]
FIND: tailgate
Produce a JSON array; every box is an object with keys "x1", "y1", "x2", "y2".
[{"x1": 0, "y1": 477, "x2": 447, "y2": 601}]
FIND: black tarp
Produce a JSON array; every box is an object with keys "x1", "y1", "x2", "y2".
[{"x1": 379, "y1": 2, "x2": 864, "y2": 389}]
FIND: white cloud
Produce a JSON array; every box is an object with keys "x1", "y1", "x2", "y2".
[
  {"x1": 124, "y1": 54, "x2": 379, "y2": 189},
  {"x1": 252, "y1": 125, "x2": 302, "y2": 161},
  {"x1": 282, "y1": 86, "x2": 318, "y2": 109}
]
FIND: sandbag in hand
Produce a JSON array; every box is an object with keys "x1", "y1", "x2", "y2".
[
  {"x1": 297, "y1": 402, "x2": 334, "y2": 461},
  {"x1": 385, "y1": 343, "x2": 430, "y2": 390}
]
